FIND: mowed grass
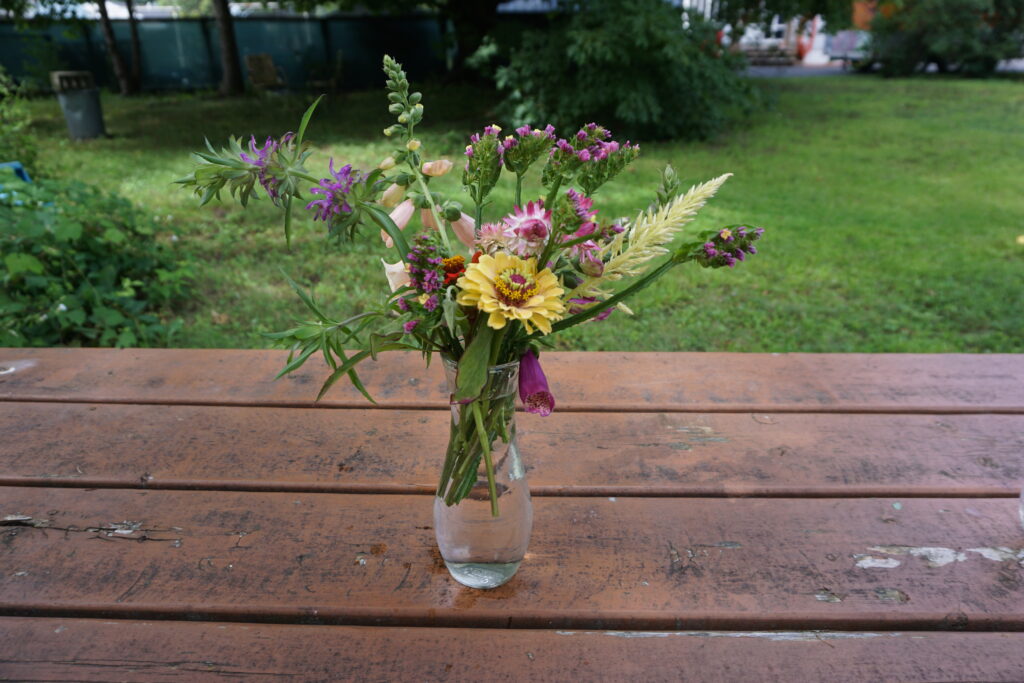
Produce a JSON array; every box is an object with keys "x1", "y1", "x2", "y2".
[{"x1": 24, "y1": 76, "x2": 1024, "y2": 351}]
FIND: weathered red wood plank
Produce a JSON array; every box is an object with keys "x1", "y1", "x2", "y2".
[
  {"x1": 2, "y1": 403, "x2": 1020, "y2": 497},
  {"x1": 2, "y1": 489, "x2": 1021, "y2": 630},
  {"x1": 2, "y1": 619, "x2": 1024, "y2": 683},
  {"x1": 2, "y1": 348, "x2": 1022, "y2": 412}
]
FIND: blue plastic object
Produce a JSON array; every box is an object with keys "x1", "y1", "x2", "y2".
[
  {"x1": 0, "y1": 161, "x2": 32, "y2": 183},
  {"x1": 0, "y1": 161, "x2": 35, "y2": 206}
]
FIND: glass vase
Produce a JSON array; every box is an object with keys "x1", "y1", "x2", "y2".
[{"x1": 433, "y1": 358, "x2": 533, "y2": 589}]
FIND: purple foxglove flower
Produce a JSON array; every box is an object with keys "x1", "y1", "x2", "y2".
[{"x1": 519, "y1": 350, "x2": 555, "y2": 417}]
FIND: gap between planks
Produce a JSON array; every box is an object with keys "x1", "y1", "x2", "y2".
[
  {"x1": 0, "y1": 478, "x2": 1017, "y2": 498},
  {"x1": 3, "y1": 603, "x2": 1024, "y2": 632},
  {"x1": 1, "y1": 395, "x2": 1023, "y2": 414}
]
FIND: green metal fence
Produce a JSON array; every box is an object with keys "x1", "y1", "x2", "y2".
[{"x1": 0, "y1": 15, "x2": 447, "y2": 91}]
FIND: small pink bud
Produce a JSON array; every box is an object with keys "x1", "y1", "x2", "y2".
[
  {"x1": 378, "y1": 156, "x2": 396, "y2": 170},
  {"x1": 380, "y1": 182, "x2": 404, "y2": 208},
  {"x1": 421, "y1": 159, "x2": 453, "y2": 177},
  {"x1": 420, "y1": 209, "x2": 438, "y2": 230}
]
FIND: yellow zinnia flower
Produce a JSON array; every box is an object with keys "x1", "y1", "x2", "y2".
[{"x1": 456, "y1": 252, "x2": 565, "y2": 334}]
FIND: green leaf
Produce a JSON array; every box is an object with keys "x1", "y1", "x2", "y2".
[
  {"x1": 102, "y1": 227, "x2": 126, "y2": 244},
  {"x1": 4, "y1": 253, "x2": 44, "y2": 275},
  {"x1": 360, "y1": 202, "x2": 410, "y2": 263},
  {"x1": 282, "y1": 271, "x2": 330, "y2": 322},
  {"x1": 296, "y1": 95, "x2": 324, "y2": 146},
  {"x1": 441, "y1": 290, "x2": 458, "y2": 337},
  {"x1": 275, "y1": 340, "x2": 319, "y2": 379},
  {"x1": 283, "y1": 196, "x2": 293, "y2": 250},
  {"x1": 315, "y1": 348, "x2": 373, "y2": 401},
  {"x1": 116, "y1": 328, "x2": 137, "y2": 347},
  {"x1": 452, "y1": 324, "x2": 494, "y2": 403},
  {"x1": 93, "y1": 307, "x2": 126, "y2": 326}
]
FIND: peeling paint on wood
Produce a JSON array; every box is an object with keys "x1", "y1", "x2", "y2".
[{"x1": 854, "y1": 556, "x2": 902, "y2": 569}]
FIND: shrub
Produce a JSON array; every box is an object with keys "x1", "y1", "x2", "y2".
[
  {"x1": 0, "y1": 176, "x2": 193, "y2": 347},
  {"x1": 870, "y1": 0, "x2": 1024, "y2": 76},
  {"x1": 0, "y1": 66, "x2": 39, "y2": 174},
  {"x1": 496, "y1": 0, "x2": 757, "y2": 141}
]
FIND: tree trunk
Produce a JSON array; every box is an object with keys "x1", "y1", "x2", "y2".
[
  {"x1": 211, "y1": 0, "x2": 244, "y2": 96},
  {"x1": 96, "y1": 0, "x2": 131, "y2": 95},
  {"x1": 124, "y1": 0, "x2": 142, "y2": 93}
]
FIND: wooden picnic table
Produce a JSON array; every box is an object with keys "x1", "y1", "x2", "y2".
[{"x1": 1, "y1": 348, "x2": 1023, "y2": 681}]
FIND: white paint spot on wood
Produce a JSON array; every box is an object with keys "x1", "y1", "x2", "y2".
[
  {"x1": 814, "y1": 590, "x2": 844, "y2": 602},
  {"x1": 869, "y1": 545, "x2": 967, "y2": 567},
  {"x1": 3, "y1": 514, "x2": 32, "y2": 523},
  {"x1": 111, "y1": 521, "x2": 143, "y2": 536},
  {"x1": 608, "y1": 497, "x2": 617, "y2": 502},
  {"x1": 0, "y1": 359, "x2": 37, "y2": 375},
  {"x1": 674, "y1": 425, "x2": 713, "y2": 434},
  {"x1": 891, "y1": 502, "x2": 903, "y2": 510},
  {"x1": 54, "y1": 626, "x2": 66, "y2": 634},
  {"x1": 967, "y1": 547, "x2": 1024, "y2": 565},
  {"x1": 854, "y1": 555, "x2": 902, "y2": 569}
]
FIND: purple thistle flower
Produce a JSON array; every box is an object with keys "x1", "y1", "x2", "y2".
[
  {"x1": 306, "y1": 159, "x2": 360, "y2": 223},
  {"x1": 240, "y1": 135, "x2": 285, "y2": 199},
  {"x1": 403, "y1": 320, "x2": 419, "y2": 334},
  {"x1": 519, "y1": 350, "x2": 555, "y2": 417}
]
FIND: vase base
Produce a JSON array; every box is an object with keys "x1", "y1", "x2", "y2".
[{"x1": 444, "y1": 560, "x2": 521, "y2": 589}]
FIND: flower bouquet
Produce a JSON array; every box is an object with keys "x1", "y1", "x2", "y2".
[{"x1": 179, "y1": 56, "x2": 763, "y2": 588}]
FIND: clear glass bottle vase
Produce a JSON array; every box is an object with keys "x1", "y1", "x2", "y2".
[{"x1": 433, "y1": 359, "x2": 533, "y2": 589}]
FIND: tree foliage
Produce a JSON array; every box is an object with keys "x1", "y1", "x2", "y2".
[
  {"x1": 869, "y1": 0, "x2": 1024, "y2": 76},
  {"x1": 497, "y1": 0, "x2": 758, "y2": 141}
]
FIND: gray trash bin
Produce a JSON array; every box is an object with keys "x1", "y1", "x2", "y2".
[{"x1": 50, "y1": 71, "x2": 107, "y2": 141}]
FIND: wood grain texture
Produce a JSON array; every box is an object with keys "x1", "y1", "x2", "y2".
[
  {"x1": 2, "y1": 619, "x2": 1024, "y2": 682},
  {"x1": 2, "y1": 488, "x2": 1021, "y2": 630},
  {"x1": 2, "y1": 348, "x2": 1023, "y2": 412},
  {"x1": 2, "y1": 403, "x2": 1021, "y2": 497}
]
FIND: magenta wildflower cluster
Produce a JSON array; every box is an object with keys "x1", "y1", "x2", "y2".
[{"x1": 698, "y1": 226, "x2": 765, "y2": 269}]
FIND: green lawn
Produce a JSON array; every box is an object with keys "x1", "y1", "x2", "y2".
[{"x1": 24, "y1": 76, "x2": 1024, "y2": 352}]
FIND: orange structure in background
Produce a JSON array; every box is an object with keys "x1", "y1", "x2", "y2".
[{"x1": 853, "y1": 1, "x2": 877, "y2": 30}]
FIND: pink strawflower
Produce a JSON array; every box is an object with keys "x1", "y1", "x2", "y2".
[
  {"x1": 503, "y1": 200, "x2": 551, "y2": 257},
  {"x1": 475, "y1": 222, "x2": 513, "y2": 254}
]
